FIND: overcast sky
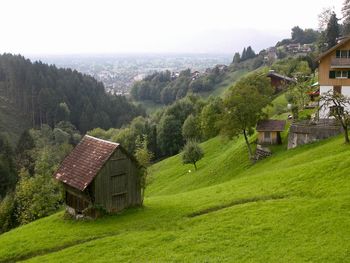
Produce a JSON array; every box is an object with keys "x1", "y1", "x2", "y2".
[{"x1": 0, "y1": 0, "x2": 344, "y2": 55}]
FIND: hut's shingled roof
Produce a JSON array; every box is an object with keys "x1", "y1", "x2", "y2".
[
  {"x1": 53, "y1": 135, "x2": 119, "y2": 191},
  {"x1": 267, "y1": 71, "x2": 296, "y2": 83},
  {"x1": 256, "y1": 120, "x2": 286, "y2": 132}
]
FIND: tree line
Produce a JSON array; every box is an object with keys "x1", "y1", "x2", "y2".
[
  {"x1": 130, "y1": 66, "x2": 228, "y2": 105},
  {"x1": 0, "y1": 54, "x2": 144, "y2": 134}
]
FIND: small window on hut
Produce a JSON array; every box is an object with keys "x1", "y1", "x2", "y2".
[
  {"x1": 329, "y1": 71, "x2": 336, "y2": 79},
  {"x1": 264, "y1": 131, "x2": 271, "y2": 140}
]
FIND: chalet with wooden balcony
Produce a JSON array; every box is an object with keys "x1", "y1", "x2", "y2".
[{"x1": 317, "y1": 37, "x2": 350, "y2": 118}]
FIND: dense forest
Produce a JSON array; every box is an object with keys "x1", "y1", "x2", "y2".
[{"x1": 0, "y1": 54, "x2": 144, "y2": 134}]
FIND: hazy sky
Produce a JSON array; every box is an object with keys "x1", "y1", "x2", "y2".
[{"x1": 0, "y1": 0, "x2": 344, "y2": 55}]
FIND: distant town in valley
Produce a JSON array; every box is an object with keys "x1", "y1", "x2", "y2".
[{"x1": 29, "y1": 53, "x2": 232, "y2": 95}]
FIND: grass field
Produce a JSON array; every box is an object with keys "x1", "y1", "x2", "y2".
[{"x1": 0, "y1": 131, "x2": 350, "y2": 262}]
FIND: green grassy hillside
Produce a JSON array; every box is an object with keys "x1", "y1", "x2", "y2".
[{"x1": 1, "y1": 134, "x2": 350, "y2": 262}]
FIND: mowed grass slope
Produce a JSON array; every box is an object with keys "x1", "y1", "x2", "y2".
[{"x1": 1, "y1": 135, "x2": 350, "y2": 262}]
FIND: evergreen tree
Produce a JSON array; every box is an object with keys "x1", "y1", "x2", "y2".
[
  {"x1": 0, "y1": 135, "x2": 17, "y2": 197},
  {"x1": 241, "y1": 48, "x2": 247, "y2": 61},
  {"x1": 15, "y1": 130, "x2": 35, "y2": 175},
  {"x1": 245, "y1": 46, "x2": 256, "y2": 59},
  {"x1": 325, "y1": 12, "x2": 340, "y2": 49},
  {"x1": 342, "y1": 0, "x2": 350, "y2": 36},
  {"x1": 232, "y1": 52, "x2": 240, "y2": 64}
]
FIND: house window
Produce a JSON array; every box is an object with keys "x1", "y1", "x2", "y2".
[
  {"x1": 336, "y1": 50, "x2": 350, "y2": 58},
  {"x1": 332, "y1": 71, "x2": 349, "y2": 79},
  {"x1": 341, "y1": 50, "x2": 348, "y2": 58},
  {"x1": 333, "y1": 86, "x2": 342, "y2": 94},
  {"x1": 337, "y1": 71, "x2": 346, "y2": 78}
]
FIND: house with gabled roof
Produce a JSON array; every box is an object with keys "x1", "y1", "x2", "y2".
[
  {"x1": 317, "y1": 36, "x2": 350, "y2": 118},
  {"x1": 267, "y1": 70, "x2": 296, "y2": 93},
  {"x1": 53, "y1": 135, "x2": 141, "y2": 216}
]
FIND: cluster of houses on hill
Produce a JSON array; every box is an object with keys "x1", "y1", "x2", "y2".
[
  {"x1": 254, "y1": 37, "x2": 350, "y2": 157},
  {"x1": 262, "y1": 43, "x2": 314, "y2": 65}
]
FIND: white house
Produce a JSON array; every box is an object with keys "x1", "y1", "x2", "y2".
[{"x1": 317, "y1": 37, "x2": 350, "y2": 119}]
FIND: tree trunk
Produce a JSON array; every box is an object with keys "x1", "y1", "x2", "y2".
[
  {"x1": 343, "y1": 125, "x2": 350, "y2": 144},
  {"x1": 141, "y1": 187, "x2": 145, "y2": 206},
  {"x1": 243, "y1": 129, "x2": 253, "y2": 160},
  {"x1": 193, "y1": 162, "x2": 197, "y2": 170},
  {"x1": 337, "y1": 113, "x2": 349, "y2": 144}
]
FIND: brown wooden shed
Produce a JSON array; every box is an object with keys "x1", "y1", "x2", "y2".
[
  {"x1": 256, "y1": 120, "x2": 286, "y2": 145},
  {"x1": 267, "y1": 70, "x2": 296, "y2": 93},
  {"x1": 53, "y1": 135, "x2": 141, "y2": 215}
]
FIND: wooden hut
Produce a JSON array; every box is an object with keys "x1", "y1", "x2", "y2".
[
  {"x1": 267, "y1": 70, "x2": 296, "y2": 93},
  {"x1": 256, "y1": 120, "x2": 286, "y2": 145},
  {"x1": 53, "y1": 135, "x2": 141, "y2": 215}
]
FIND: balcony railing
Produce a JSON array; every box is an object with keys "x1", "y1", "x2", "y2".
[{"x1": 331, "y1": 58, "x2": 350, "y2": 68}]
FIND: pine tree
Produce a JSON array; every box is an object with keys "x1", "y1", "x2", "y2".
[
  {"x1": 343, "y1": 0, "x2": 350, "y2": 35},
  {"x1": 15, "y1": 130, "x2": 35, "y2": 175},
  {"x1": 325, "y1": 12, "x2": 340, "y2": 49},
  {"x1": 246, "y1": 46, "x2": 256, "y2": 59},
  {"x1": 241, "y1": 48, "x2": 247, "y2": 61},
  {"x1": 232, "y1": 52, "x2": 240, "y2": 64}
]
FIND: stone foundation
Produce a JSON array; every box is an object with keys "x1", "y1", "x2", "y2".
[{"x1": 288, "y1": 119, "x2": 342, "y2": 149}]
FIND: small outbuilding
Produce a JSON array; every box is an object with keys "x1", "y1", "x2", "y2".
[
  {"x1": 256, "y1": 120, "x2": 286, "y2": 145},
  {"x1": 53, "y1": 135, "x2": 141, "y2": 216},
  {"x1": 267, "y1": 70, "x2": 296, "y2": 93}
]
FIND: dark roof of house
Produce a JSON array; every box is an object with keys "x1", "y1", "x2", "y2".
[
  {"x1": 53, "y1": 135, "x2": 119, "y2": 191},
  {"x1": 267, "y1": 71, "x2": 296, "y2": 83},
  {"x1": 256, "y1": 120, "x2": 286, "y2": 132},
  {"x1": 316, "y1": 36, "x2": 350, "y2": 62}
]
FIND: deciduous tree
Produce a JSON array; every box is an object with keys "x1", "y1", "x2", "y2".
[
  {"x1": 220, "y1": 73, "x2": 273, "y2": 160},
  {"x1": 319, "y1": 90, "x2": 350, "y2": 144},
  {"x1": 182, "y1": 140, "x2": 204, "y2": 170},
  {"x1": 182, "y1": 114, "x2": 201, "y2": 141}
]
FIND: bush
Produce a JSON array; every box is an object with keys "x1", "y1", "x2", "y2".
[
  {"x1": 0, "y1": 193, "x2": 17, "y2": 233},
  {"x1": 15, "y1": 171, "x2": 62, "y2": 225}
]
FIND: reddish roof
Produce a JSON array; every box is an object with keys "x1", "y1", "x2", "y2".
[
  {"x1": 256, "y1": 120, "x2": 286, "y2": 132},
  {"x1": 53, "y1": 135, "x2": 119, "y2": 191}
]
